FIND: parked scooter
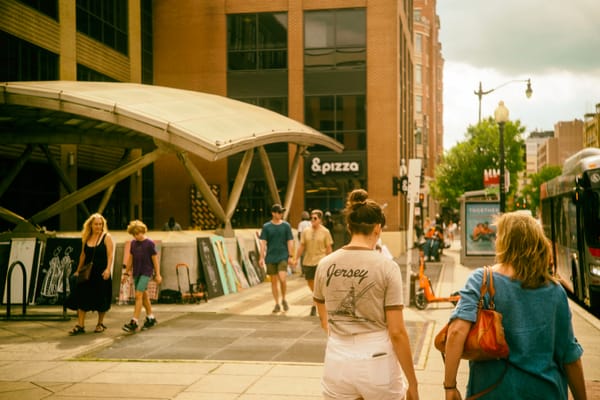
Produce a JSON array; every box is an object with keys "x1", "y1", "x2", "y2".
[{"x1": 414, "y1": 245, "x2": 460, "y2": 310}]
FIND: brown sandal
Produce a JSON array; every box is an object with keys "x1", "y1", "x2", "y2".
[
  {"x1": 69, "y1": 325, "x2": 85, "y2": 335},
  {"x1": 94, "y1": 323, "x2": 107, "y2": 333}
]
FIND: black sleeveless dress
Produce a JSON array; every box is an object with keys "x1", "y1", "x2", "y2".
[{"x1": 66, "y1": 234, "x2": 112, "y2": 312}]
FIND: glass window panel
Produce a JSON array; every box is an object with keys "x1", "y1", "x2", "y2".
[
  {"x1": 305, "y1": 11, "x2": 335, "y2": 49},
  {"x1": 416, "y1": 95, "x2": 423, "y2": 113},
  {"x1": 343, "y1": 131, "x2": 366, "y2": 151},
  {"x1": 259, "y1": 50, "x2": 287, "y2": 69},
  {"x1": 415, "y1": 64, "x2": 422, "y2": 84},
  {"x1": 320, "y1": 96, "x2": 335, "y2": 111},
  {"x1": 228, "y1": 51, "x2": 257, "y2": 70},
  {"x1": 258, "y1": 13, "x2": 287, "y2": 49},
  {"x1": 304, "y1": 48, "x2": 335, "y2": 69},
  {"x1": 415, "y1": 33, "x2": 422, "y2": 53},
  {"x1": 336, "y1": 9, "x2": 366, "y2": 47},
  {"x1": 355, "y1": 95, "x2": 366, "y2": 129},
  {"x1": 77, "y1": 8, "x2": 89, "y2": 34},
  {"x1": 335, "y1": 48, "x2": 366, "y2": 68},
  {"x1": 18, "y1": 0, "x2": 58, "y2": 20},
  {"x1": 103, "y1": 1, "x2": 114, "y2": 23},
  {"x1": 258, "y1": 97, "x2": 288, "y2": 116},
  {"x1": 116, "y1": 31, "x2": 128, "y2": 54},
  {"x1": 228, "y1": 14, "x2": 257, "y2": 51}
]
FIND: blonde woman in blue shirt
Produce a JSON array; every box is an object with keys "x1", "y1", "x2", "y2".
[{"x1": 443, "y1": 212, "x2": 586, "y2": 399}]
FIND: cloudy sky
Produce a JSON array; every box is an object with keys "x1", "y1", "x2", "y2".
[{"x1": 437, "y1": 0, "x2": 600, "y2": 150}]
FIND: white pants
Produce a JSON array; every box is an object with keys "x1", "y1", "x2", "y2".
[{"x1": 322, "y1": 330, "x2": 407, "y2": 400}]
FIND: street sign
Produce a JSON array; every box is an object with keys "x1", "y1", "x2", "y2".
[{"x1": 407, "y1": 159, "x2": 422, "y2": 203}]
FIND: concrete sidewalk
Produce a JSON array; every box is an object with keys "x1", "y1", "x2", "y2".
[{"x1": 0, "y1": 243, "x2": 598, "y2": 399}]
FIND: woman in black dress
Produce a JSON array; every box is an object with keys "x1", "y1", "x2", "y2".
[{"x1": 66, "y1": 213, "x2": 114, "y2": 335}]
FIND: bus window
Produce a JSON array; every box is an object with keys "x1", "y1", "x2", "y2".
[{"x1": 582, "y1": 190, "x2": 600, "y2": 247}]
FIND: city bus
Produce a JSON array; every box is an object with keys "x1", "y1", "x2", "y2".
[{"x1": 540, "y1": 148, "x2": 600, "y2": 315}]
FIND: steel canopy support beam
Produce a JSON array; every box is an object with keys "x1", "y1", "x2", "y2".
[
  {"x1": 177, "y1": 151, "x2": 227, "y2": 224},
  {"x1": 225, "y1": 148, "x2": 253, "y2": 221},
  {"x1": 282, "y1": 145, "x2": 305, "y2": 221},
  {"x1": 30, "y1": 148, "x2": 164, "y2": 224},
  {"x1": 258, "y1": 146, "x2": 281, "y2": 208},
  {"x1": 0, "y1": 144, "x2": 34, "y2": 198},
  {"x1": 97, "y1": 149, "x2": 132, "y2": 214},
  {"x1": 38, "y1": 144, "x2": 91, "y2": 217}
]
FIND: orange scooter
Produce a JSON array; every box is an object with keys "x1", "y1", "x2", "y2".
[{"x1": 414, "y1": 246, "x2": 460, "y2": 310}]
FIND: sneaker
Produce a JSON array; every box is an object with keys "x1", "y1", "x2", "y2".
[
  {"x1": 272, "y1": 304, "x2": 281, "y2": 313},
  {"x1": 310, "y1": 306, "x2": 317, "y2": 316},
  {"x1": 122, "y1": 319, "x2": 138, "y2": 332},
  {"x1": 282, "y1": 300, "x2": 289, "y2": 312},
  {"x1": 142, "y1": 317, "x2": 157, "y2": 330}
]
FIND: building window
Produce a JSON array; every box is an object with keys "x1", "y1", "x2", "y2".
[
  {"x1": 304, "y1": 8, "x2": 366, "y2": 70},
  {"x1": 415, "y1": 33, "x2": 422, "y2": 53},
  {"x1": 415, "y1": 95, "x2": 423, "y2": 114},
  {"x1": 415, "y1": 64, "x2": 422, "y2": 85},
  {"x1": 305, "y1": 94, "x2": 366, "y2": 151},
  {"x1": 0, "y1": 31, "x2": 58, "y2": 81},
  {"x1": 227, "y1": 13, "x2": 288, "y2": 71},
  {"x1": 141, "y1": 0, "x2": 153, "y2": 84},
  {"x1": 76, "y1": 0, "x2": 128, "y2": 55},
  {"x1": 17, "y1": 0, "x2": 58, "y2": 20},
  {"x1": 77, "y1": 64, "x2": 117, "y2": 81}
]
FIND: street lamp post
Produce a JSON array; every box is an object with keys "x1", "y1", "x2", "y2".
[
  {"x1": 494, "y1": 101, "x2": 509, "y2": 213},
  {"x1": 475, "y1": 79, "x2": 532, "y2": 123}
]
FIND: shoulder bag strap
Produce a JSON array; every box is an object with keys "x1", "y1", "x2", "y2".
[
  {"x1": 477, "y1": 267, "x2": 489, "y2": 309},
  {"x1": 487, "y1": 266, "x2": 496, "y2": 310},
  {"x1": 89, "y1": 233, "x2": 104, "y2": 263}
]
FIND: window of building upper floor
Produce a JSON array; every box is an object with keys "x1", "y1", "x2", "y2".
[
  {"x1": 227, "y1": 13, "x2": 288, "y2": 71},
  {"x1": 76, "y1": 0, "x2": 128, "y2": 56},
  {"x1": 17, "y1": 0, "x2": 58, "y2": 20},
  {"x1": 304, "y1": 8, "x2": 366, "y2": 70},
  {"x1": 415, "y1": 33, "x2": 423, "y2": 53}
]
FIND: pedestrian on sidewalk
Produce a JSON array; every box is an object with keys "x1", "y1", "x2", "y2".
[
  {"x1": 296, "y1": 210, "x2": 311, "y2": 275},
  {"x1": 259, "y1": 203, "x2": 294, "y2": 313},
  {"x1": 442, "y1": 211, "x2": 587, "y2": 400},
  {"x1": 313, "y1": 189, "x2": 419, "y2": 400},
  {"x1": 66, "y1": 213, "x2": 114, "y2": 335},
  {"x1": 121, "y1": 220, "x2": 162, "y2": 332},
  {"x1": 295, "y1": 209, "x2": 333, "y2": 316}
]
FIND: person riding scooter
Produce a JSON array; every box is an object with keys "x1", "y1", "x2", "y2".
[{"x1": 423, "y1": 223, "x2": 444, "y2": 262}]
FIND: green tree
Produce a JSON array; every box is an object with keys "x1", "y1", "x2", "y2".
[
  {"x1": 431, "y1": 118, "x2": 526, "y2": 210},
  {"x1": 521, "y1": 165, "x2": 562, "y2": 216}
]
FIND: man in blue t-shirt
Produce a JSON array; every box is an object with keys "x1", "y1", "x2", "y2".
[{"x1": 259, "y1": 204, "x2": 294, "y2": 313}]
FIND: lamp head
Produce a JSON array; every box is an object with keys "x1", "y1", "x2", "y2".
[
  {"x1": 525, "y1": 78, "x2": 533, "y2": 99},
  {"x1": 494, "y1": 101, "x2": 509, "y2": 123}
]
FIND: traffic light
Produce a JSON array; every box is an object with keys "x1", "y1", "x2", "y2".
[{"x1": 419, "y1": 193, "x2": 424, "y2": 203}]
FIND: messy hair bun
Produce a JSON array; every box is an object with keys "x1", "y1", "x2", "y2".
[
  {"x1": 346, "y1": 189, "x2": 368, "y2": 207},
  {"x1": 344, "y1": 189, "x2": 385, "y2": 236}
]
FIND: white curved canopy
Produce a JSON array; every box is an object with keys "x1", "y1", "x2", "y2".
[{"x1": 0, "y1": 81, "x2": 343, "y2": 160}]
